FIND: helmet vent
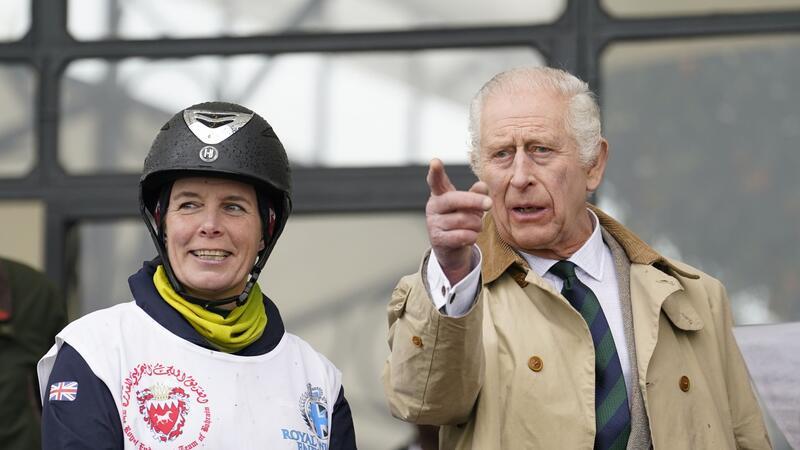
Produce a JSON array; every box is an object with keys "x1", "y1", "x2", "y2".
[
  {"x1": 183, "y1": 109, "x2": 254, "y2": 145},
  {"x1": 196, "y1": 116, "x2": 234, "y2": 128}
]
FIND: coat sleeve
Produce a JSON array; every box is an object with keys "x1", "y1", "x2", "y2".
[
  {"x1": 381, "y1": 254, "x2": 485, "y2": 426},
  {"x1": 712, "y1": 282, "x2": 772, "y2": 449},
  {"x1": 41, "y1": 343, "x2": 122, "y2": 450}
]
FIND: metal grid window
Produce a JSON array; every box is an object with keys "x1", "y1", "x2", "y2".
[{"x1": 1, "y1": 1, "x2": 799, "y2": 447}]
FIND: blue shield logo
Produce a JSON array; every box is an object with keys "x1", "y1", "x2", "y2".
[
  {"x1": 300, "y1": 384, "x2": 330, "y2": 440},
  {"x1": 306, "y1": 401, "x2": 329, "y2": 439}
]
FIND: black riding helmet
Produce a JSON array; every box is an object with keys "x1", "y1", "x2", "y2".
[{"x1": 140, "y1": 101, "x2": 292, "y2": 309}]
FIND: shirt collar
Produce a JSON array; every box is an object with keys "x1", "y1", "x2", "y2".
[{"x1": 520, "y1": 209, "x2": 605, "y2": 282}]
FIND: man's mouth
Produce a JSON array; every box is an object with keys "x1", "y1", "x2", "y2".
[
  {"x1": 191, "y1": 249, "x2": 231, "y2": 261},
  {"x1": 513, "y1": 206, "x2": 545, "y2": 213}
]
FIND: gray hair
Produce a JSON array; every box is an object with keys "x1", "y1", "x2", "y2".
[{"x1": 468, "y1": 66, "x2": 602, "y2": 175}]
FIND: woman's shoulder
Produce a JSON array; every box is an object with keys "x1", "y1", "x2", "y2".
[
  {"x1": 59, "y1": 301, "x2": 141, "y2": 337},
  {"x1": 281, "y1": 332, "x2": 341, "y2": 375}
]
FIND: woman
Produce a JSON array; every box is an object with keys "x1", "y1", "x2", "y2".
[{"x1": 38, "y1": 102, "x2": 357, "y2": 449}]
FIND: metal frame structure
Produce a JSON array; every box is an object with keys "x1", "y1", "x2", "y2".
[{"x1": 0, "y1": 0, "x2": 799, "y2": 290}]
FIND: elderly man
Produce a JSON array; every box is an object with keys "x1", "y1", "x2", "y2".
[{"x1": 382, "y1": 67, "x2": 771, "y2": 449}]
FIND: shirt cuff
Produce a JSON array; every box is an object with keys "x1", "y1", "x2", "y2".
[{"x1": 426, "y1": 246, "x2": 482, "y2": 317}]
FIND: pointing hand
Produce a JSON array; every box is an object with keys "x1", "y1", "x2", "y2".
[{"x1": 426, "y1": 158, "x2": 492, "y2": 284}]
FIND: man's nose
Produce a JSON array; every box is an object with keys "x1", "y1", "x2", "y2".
[{"x1": 509, "y1": 149, "x2": 536, "y2": 189}]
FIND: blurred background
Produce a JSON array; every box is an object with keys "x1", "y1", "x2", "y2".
[{"x1": 1, "y1": 0, "x2": 798, "y2": 448}]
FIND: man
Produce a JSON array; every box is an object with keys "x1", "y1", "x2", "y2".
[
  {"x1": 382, "y1": 67, "x2": 771, "y2": 449},
  {"x1": 0, "y1": 257, "x2": 65, "y2": 450}
]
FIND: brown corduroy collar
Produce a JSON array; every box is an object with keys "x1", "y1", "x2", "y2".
[{"x1": 476, "y1": 203, "x2": 699, "y2": 286}]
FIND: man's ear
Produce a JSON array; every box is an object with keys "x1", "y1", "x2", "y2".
[
  {"x1": 258, "y1": 239, "x2": 265, "y2": 251},
  {"x1": 586, "y1": 138, "x2": 609, "y2": 192}
]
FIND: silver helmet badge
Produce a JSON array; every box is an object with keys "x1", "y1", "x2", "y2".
[{"x1": 183, "y1": 109, "x2": 254, "y2": 145}]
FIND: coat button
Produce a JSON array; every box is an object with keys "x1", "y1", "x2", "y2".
[
  {"x1": 679, "y1": 375, "x2": 690, "y2": 392},
  {"x1": 412, "y1": 336, "x2": 423, "y2": 348},
  {"x1": 528, "y1": 356, "x2": 543, "y2": 372}
]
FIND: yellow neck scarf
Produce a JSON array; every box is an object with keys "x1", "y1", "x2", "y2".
[{"x1": 153, "y1": 265, "x2": 267, "y2": 353}]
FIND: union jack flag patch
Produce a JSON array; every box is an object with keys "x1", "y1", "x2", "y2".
[{"x1": 49, "y1": 381, "x2": 79, "y2": 401}]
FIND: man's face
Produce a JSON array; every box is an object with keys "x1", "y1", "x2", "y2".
[{"x1": 478, "y1": 87, "x2": 607, "y2": 259}]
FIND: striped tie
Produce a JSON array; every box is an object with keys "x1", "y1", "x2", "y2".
[{"x1": 549, "y1": 260, "x2": 631, "y2": 450}]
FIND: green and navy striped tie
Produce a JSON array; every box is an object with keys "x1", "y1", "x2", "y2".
[{"x1": 549, "y1": 260, "x2": 631, "y2": 450}]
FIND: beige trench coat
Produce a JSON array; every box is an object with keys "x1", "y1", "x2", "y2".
[{"x1": 382, "y1": 206, "x2": 770, "y2": 449}]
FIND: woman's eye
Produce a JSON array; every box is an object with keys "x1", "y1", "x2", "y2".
[{"x1": 178, "y1": 202, "x2": 198, "y2": 210}]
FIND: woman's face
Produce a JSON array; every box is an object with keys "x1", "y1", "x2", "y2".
[{"x1": 164, "y1": 177, "x2": 263, "y2": 302}]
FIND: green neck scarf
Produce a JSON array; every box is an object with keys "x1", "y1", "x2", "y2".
[{"x1": 153, "y1": 265, "x2": 267, "y2": 353}]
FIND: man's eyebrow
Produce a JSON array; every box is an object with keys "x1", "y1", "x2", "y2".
[{"x1": 485, "y1": 134, "x2": 560, "y2": 148}]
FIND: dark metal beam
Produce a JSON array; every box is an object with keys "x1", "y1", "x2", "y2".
[
  {"x1": 50, "y1": 25, "x2": 562, "y2": 60},
  {"x1": 0, "y1": 166, "x2": 477, "y2": 214},
  {"x1": 5, "y1": 0, "x2": 800, "y2": 296},
  {"x1": 593, "y1": 10, "x2": 800, "y2": 42}
]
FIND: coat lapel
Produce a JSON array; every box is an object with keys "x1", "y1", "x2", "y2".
[{"x1": 629, "y1": 264, "x2": 685, "y2": 386}]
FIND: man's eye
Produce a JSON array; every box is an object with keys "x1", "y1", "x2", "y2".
[
  {"x1": 178, "y1": 202, "x2": 198, "y2": 210},
  {"x1": 493, "y1": 149, "x2": 511, "y2": 159},
  {"x1": 532, "y1": 146, "x2": 551, "y2": 154},
  {"x1": 225, "y1": 204, "x2": 245, "y2": 213}
]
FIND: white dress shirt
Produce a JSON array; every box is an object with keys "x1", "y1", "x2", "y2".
[{"x1": 427, "y1": 210, "x2": 632, "y2": 395}]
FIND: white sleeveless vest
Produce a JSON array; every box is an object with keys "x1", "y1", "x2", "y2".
[{"x1": 38, "y1": 302, "x2": 342, "y2": 449}]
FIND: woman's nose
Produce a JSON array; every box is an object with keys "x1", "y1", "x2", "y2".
[{"x1": 198, "y1": 211, "x2": 223, "y2": 236}]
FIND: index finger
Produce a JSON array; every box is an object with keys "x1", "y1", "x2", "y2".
[{"x1": 427, "y1": 158, "x2": 456, "y2": 196}]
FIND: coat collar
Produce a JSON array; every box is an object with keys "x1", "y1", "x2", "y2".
[
  {"x1": 476, "y1": 203, "x2": 700, "y2": 286},
  {"x1": 477, "y1": 204, "x2": 704, "y2": 333}
]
